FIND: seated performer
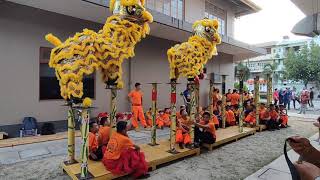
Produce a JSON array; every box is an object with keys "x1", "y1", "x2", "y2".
[
  {"x1": 163, "y1": 108, "x2": 172, "y2": 127},
  {"x1": 156, "y1": 110, "x2": 167, "y2": 129},
  {"x1": 97, "y1": 113, "x2": 111, "y2": 147},
  {"x1": 212, "y1": 113, "x2": 220, "y2": 129},
  {"x1": 176, "y1": 105, "x2": 186, "y2": 120},
  {"x1": 232, "y1": 105, "x2": 240, "y2": 124},
  {"x1": 279, "y1": 104, "x2": 289, "y2": 128},
  {"x1": 267, "y1": 104, "x2": 280, "y2": 131},
  {"x1": 102, "y1": 121, "x2": 149, "y2": 178},
  {"x1": 89, "y1": 120, "x2": 104, "y2": 161},
  {"x1": 213, "y1": 110, "x2": 222, "y2": 128},
  {"x1": 176, "y1": 110, "x2": 192, "y2": 149},
  {"x1": 226, "y1": 106, "x2": 236, "y2": 126},
  {"x1": 244, "y1": 105, "x2": 256, "y2": 126},
  {"x1": 194, "y1": 112, "x2": 216, "y2": 146},
  {"x1": 259, "y1": 103, "x2": 270, "y2": 125},
  {"x1": 145, "y1": 108, "x2": 152, "y2": 127}
]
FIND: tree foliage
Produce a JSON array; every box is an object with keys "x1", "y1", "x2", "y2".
[
  {"x1": 284, "y1": 41, "x2": 320, "y2": 86},
  {"x1": 235, "y1": 61, "x2": 250, "y2": 81}
]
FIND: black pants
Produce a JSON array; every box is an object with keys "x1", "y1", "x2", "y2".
[
  {"x1": 266, "y1": 120, "x2": 279, "y2": 130},
  {"x1": 292, "y1": 99, "x2": 296, "y2": 109},
  {"x1": 89, "y1": 146, "x2": 104, "y2": 161},
  {"x1": 274, "y1": 99, "x2": 278, "y2": 105},
  {"x1": 195, "y1": 127, "x2": 216, "y2": 144}
]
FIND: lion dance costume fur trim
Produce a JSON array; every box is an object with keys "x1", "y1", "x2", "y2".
[
  {"x1": 45, "y1": 0, "x2": 153, "y2": 101},
  {"x1": 167, "y1": 19, "x2": 221, "y2": 80}
]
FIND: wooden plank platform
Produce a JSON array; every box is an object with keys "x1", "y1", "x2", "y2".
[
  {"x1": 63, "y1": 140, "x2": 200, "y2": 180},
  {"x1": 0, "y1": 132, "x2": 8, "y2": 140},
  {"x1": 202, "y1": 126, "x2": 256, "y2": 151},
  {"x1": 0, "y1": 131, "x2": 81, "y2": 148},
  {"x1": 255, "y1": 125, "x2": 267, "y2": 132}
]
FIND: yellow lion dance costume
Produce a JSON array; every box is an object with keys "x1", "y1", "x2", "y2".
[
  {"x1": 45, "y1": 0, "x2": 153, "y2": 101},
  {"x1": 167, "y1": 19, "x2": 221, "y2": 80}
]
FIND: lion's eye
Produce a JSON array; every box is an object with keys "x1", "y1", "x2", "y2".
[
  {"x1": 205, "y1": 27, "x2": 210, "y2": 32},
  {"x1": 126, "y1": 6, "x2": 136, "y2": 15}
]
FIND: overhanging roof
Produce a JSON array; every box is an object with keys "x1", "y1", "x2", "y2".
[
  {"x1": 226, "y1": 0, "x2": 262, "y2": 17},
  {"x1": 6, "y1": 0, "x2": 266, "y2": 60},
  {"x1": 291, "y1": 0, "x2": 320, "y2": 15}
]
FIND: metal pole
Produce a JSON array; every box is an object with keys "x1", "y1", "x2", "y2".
[
  {"x1": 195, "y1": 82, "x2": 200, "y2": 115},
  {"x1": 254, "y1": 76, "x2": 260, "y2": 126},
  {"x1": 239, "y1": 77, "x2": 244, "y2": 133},
  {"x1": 150, "y1": 83, "x2": 158, "y2": 146},
  {"x1": 67, "y1": 105, "x2": 75, "y2": 164},
  {"x1": 80, "y1": 108, "x2": 90, "y2": 179},
  {"x1": 169, "y1": 80, "x2": 178, "y2": 153},
  {"x1": 209, "y1": 80, "x2": 214, "y2": 118},
  {"x1": 110, "y1": 88, "x2": 117, "y2": 128},
  {"x1": 188, "y1": 79, "x2": 196, "y2": 144},
  {"x1": 222, "y1": 75, "x2": 227, "y2": 128}
]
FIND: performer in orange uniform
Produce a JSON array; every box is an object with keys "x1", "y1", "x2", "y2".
[
  {"x1": 244, "y1": 106, "x2": 256, "y2": 126},
  {"x1": 176, "y1": 105, "x2": 186, "y2": 120},
  {"x1": 163, "y1": 108, "x2": 171, "y2": 127},
  {"x1": 102, "y1": 121, "x2": 149, "y2": 178},
  {"x1": 259, "y1": 103, "x2": 270, "y2": 125},
  {"x1": 267, "y1": 104, "x2": 280, "y2": 131},
  {"x1": 128, "y1": 83, "x2": 149, "y2": 130},
  {"x1": 156, "y1": 110, "x2": 165, "y2": 129},
  {"x1": 194, "y1": 112, "x2": 216, "y2": 146},
  {"x1": 232, "y1": 105, "x2": 240, "y2": 124},
  {"x1": 226, "y1": 106, "x2": 236, "y2": 126},
  {"x1": 212, "y1": 113, "x2": 220, "y2": 129},
  {"x1": 279, "y1": 104, "x2": 289, "y2": 128},
  {"x1": 89, "y1": 121, "x2": 104, "y2": 161},
  {"x1": 145, "y1": 108, "x2": 152, "y2": 127},
  {"x1": 230, "y1": 89, "x2": 240, "y2": 107},
  {"x1": 97, "y1": 113, "x2": 111, "y2": 147},
  {"x1": 176, "y1": 110, "x2": 192, "y2": 149}
]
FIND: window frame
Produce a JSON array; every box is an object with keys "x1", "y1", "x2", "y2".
[
  {"x1": 39, "y1": 47, "x2": 96, "y2": 101},
  {"x1": 204, "y1": 0, "x2": 227, "y2": 36},
  {"x1": 146, "y1": 0, "x2": 185, "y2": 20}
]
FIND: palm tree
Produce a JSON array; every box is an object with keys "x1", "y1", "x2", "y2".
[{"x1": 235, "y1": 61, "x2": 250, "y2": 81}]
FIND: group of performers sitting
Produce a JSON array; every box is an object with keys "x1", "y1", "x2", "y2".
[{"x1": 244, "y1": 102, "x2": 289, "y2": 130}]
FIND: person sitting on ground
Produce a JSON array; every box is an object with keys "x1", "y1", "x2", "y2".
[
  {"x1": 244, "y1": 105, "x2": 256, "y2": 127},
  {"x1": 288, "y1": 136, "x2": 320, "y2": 180},
  {"x1": 232, "y1": 105, "x2": 240, "y2": 124},
  {"x1": 89, "y1": 120, "x2": 104, "y2": 161},
  {"x1": 97, "y1": 113, "x2": 111, "y2": 147},
  {"x1": 213, "y1": 110, "x2": 222, "y2": 128},
  {"x1": 163, "y1": 108, "x2": 172, "y2": 127},
  {"x1": 194, "y1": 112, "x2": 216, "y2": 146},
  {"x1": 226, "y1": 106, "x2": 236, "y2": 126},
  {"x1": 176, "y1": 105, "x2": 186, "y2": 120},
  {"x1": 230, "y1": 89, "x2": 240, "y2": 108},
  {"x1": 211, "y1": 112, "x2": 220, "y2": 129},
  {"x1": 176, "y1": 110, "x2": 192, "y2": 149},
  {"x1": 259, "y1": 103, "x2": 270, "y2": 125},
  {"x1": 156, "y1": 110, "x2": 165, "y2": 129},
  {"x1": 279, "y1": 104, "x2": 289, "y2": 128},
  {"x1": 267, "y1": 104, "x2": 280, "y2": 131},
  {"x1": 145, "y1": 107, "x2": 152, "y2": 127},
  {"x1": 102, "y1": 121, "x2": 149, "y2": 178},
  {"x1": 244, "y1": 104, "x2": 253, "y2": 118}
]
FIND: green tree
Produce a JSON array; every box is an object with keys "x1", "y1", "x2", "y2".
[
  {"x1": 284, "y1": 41, "x2": 320, "y2": 86},
  {"x1": 235, "y1": 61, "x2": 250, "y2": 81},
  {"x1": 234, "y1": 82, "x2": 249, "y2": 92}
]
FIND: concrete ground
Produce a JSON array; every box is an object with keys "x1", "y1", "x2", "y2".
[
  {"x1": 245, "y1": 133, "x2": 319, "y2": 180},
  {"x1": 0, "y1": 115, "x2": 318, "y2": 180}
]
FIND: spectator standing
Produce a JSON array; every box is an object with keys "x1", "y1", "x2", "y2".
[
  {"x1": 273, "y1": 88, "x2": 279, "y2": 105},
  {"x1": 292, "y1": 87, "x2": 297, "y2": 110},
  {"x1": 309, "y1": 87, "x2": 314, "y2": 107},
  {"x1": 279, "y1": 89, "x2": 284, "y2": 105},
  {"x1": 299, "y1": 87, "x2": 310, "y2": 114}
]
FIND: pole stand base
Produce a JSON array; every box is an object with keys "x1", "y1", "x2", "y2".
[
  {"x1": 63, "y1": 159, "x2": 78, "y2": 166},
  {"x1": 75, "y1": 172, "x2": 94, "y2": 180},
  {"x1": 148, "y1": 143, "x2": 159, "y2": 146},
  {"x1": 167, "y1": 149, "x2": 180, "y2": 154}
]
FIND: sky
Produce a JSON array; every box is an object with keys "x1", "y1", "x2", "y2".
[{"x1": 235, "y1": 0, "x2": 308, "y2": 45}]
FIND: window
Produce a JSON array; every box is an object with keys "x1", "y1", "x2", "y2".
[
  {"x1": 146, "y1": 0, "x2": 184, "y2": 20},
  {"x1": 39, "y1": 47, "x2": 95, "y2": 100},
  {"x1": 204, "y1": 1, "x2": 226, "y2": 36},
  {"x1": 266, "y1": 48, "x2": 271, "y2": 54}
]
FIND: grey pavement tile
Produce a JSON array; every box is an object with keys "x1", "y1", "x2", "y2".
[
  {"x1": 19, "y1": 148, "x2": 51, "y2": 159},
  {"x1": 0, "y1": 151, "x2": 20, "y2": 164},
  {"x1": 258, "y1": 168, "x2": 291, "y2": 180}
]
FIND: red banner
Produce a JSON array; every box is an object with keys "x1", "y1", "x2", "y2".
[
  {"x1": 152, "y1": 89, "x2": 157, "y2": 101},
  {"x1": 171, "y1": 93, "x2": 176, "y2": 103}
]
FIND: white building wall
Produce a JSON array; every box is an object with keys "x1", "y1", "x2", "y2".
[{"x1": 0, "y1": 2, "x2": 235, "y2": 126}]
